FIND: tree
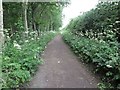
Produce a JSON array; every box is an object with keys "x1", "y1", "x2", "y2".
[
  {"x1": 0, "y1": 0, "x2": 4, "y2": 48},
  {"x1": 0, "y1": 0, "x2": 3, "y2": 88},
  {"x1": 23, "y1": 0, "x2": 28, "y2": 36}
]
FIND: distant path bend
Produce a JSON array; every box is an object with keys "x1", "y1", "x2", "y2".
[{"x1": 28, "y1": 35, "x2": 100, "y2": 88}]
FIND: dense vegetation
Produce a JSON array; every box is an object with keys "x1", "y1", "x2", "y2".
[
  {"x1": 0, "y1": 1, "x2": 69, "y2": 88},
  {"x1": 63, "y1": 1, "x2": 120, "y2": 89},
  {"x1": 1, "y1": 0, "x2": 120, "y2": 89},
  {"x1": 2, "y1": 32, "x2": 56, "y2": 88}
]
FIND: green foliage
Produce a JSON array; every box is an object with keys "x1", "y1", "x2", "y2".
[
  {"x1": 63, "y1": 1, "x2": 120, "y2": 88},
  {"x1": 65, "y1": 1, "x2": 120, "y2": 43},
  {"x1": 63, "y1": 32, "x2": 120, "y2": 88},
  {"x1": 3, "y1": 2, "x2": 67, "y2": 41},
  {"x1": 2, "y1": 32, "x2": 56, "y2": 88},
  {"x1": 2, "y1": 0, "x2": 68, "y2": 89}
]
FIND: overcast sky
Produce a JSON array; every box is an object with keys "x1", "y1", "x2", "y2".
[{"x1": 62, "y1": 0, "x2": 99, "y2": 28}]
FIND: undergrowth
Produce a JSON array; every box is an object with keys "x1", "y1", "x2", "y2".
[
  {"x1": 2, "y1": 32, "x2": 56, "y2": 88},
  {"x1": 63, "y1": 32, "x2": 120, "y2": 89}
]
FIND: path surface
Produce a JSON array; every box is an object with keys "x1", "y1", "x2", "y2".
[{"x1": 28, "y1": 35, "x2": 100, "y2": 88}]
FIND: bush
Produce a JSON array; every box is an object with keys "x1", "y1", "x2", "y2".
[
  {"x1": 2, "y1": 32, "x2": 56, "y2": 88},
  {"x1": 63, "y1": 32, "x2": 120, "y2": 88}
]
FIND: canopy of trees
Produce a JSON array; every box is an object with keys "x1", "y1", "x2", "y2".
[
  {"x1": 3, "y1": 1, "x2": 69, "y2": 42},
  {"x1": 1, "y1": 0, "x2": 70, "y2": 88}
]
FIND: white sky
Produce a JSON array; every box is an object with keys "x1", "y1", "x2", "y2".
[{"x1": 62, "y1": 0, "x2": 99, "y2": 28}]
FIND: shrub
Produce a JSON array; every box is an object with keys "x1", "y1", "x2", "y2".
[
  {"x1": 2, "y1": 32, "x2": 56, "y2": 88},
  {"x1": 63, "y1": 32, "x2": 120, "y2": 88}
]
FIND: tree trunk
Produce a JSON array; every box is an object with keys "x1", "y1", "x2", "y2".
[
  {"x1": 0, "y1": 0, "x2": 4, "y2": 47},
  {"x1": 0, "y1": 0, "x2": 3, "y2": 87},
  {"x1": 31, "y1": 5, "x2": 35, "y2": 31},
  {"x1": 34, "y1": 22, "x2": 36, "y2": 30},
  {"x1": 23, "y1": 0, "x2": 28, "y2": 37}
]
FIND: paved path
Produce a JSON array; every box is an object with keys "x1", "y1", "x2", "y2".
[{"x1": 28, "y1": 35, "x2": 100, "y2": 88}]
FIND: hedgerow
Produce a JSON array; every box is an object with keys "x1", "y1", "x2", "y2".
[
  {"x1": 63, "y1": 32, "x2": 120, "y2": 88},
  {"x1": 2, "y1": 32, "x2": 56, "y2": 88},
  {"x1": 62, "y1": 1, "x2": 120, "y2": 89}
]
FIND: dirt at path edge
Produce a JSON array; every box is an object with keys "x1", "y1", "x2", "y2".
[{"x1": 28, "y1": 35, "x2": 100, "y2": 88}]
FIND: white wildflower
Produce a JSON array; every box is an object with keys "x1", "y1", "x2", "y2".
[
  {"x1": 30, "y1": 31, "x2": 35, "y2": 34},
  {"x1": 106, "y1": 65, "x2": 112, "y2": 68},
  {"x1": 13, "y1": 42, "x2": 21, "y2": 50},
  {"x1": 0, "y1": 51, "x2": 2, "y2": 54},
  {"x1": 31, "y1": 38, "x2": 34, "y2": 40},
  {"x1": 115, "y1": 21, "x2": 120, "y2": 23},
  {"x1": 24, "y1": 31, "x2": 29, "y2": 34},
  {"x1": 7, "y1": 36, "x2": 10, "y2": 39},
  {"x1": 109, "y1": 25, "x2": 113, "y2": 27},
  {"x1": 25, "y1": 40, "x2": 29, "y2": 43},
  {"x1": 99, "y1": 40, "x2": 103, "y2": 43},
  {"x1": 50, "y1": 31, "x2": 55, "y2": 33},
  {"x1": 95, "y1": 38, "x2": 98, "y2": 41},
  {"x1": 116, "y1": 28, "x2": 120, "y2": 30}
]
